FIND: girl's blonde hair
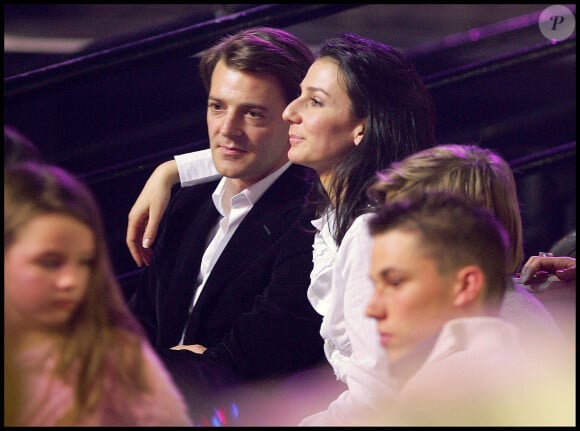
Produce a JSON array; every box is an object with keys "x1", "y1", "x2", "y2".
[
  {"x1": 367, "y1": 144, "x2": 524, "y2": 274},
  {"x1": 5, "y1": 162, "x2": 149, "y2": 424}
]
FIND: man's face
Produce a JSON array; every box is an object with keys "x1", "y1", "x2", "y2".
[
  {"x1": 206, "y1": 60, "x2": 291, "y2": 190},
  {"x1": 366, "y1": 229, "x2": 456, "y2": 363}
]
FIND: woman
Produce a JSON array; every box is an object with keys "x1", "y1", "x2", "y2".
[
  {"x1": 4, "y1": 162, "x2": 192, "y2": 426},
  {"x1": 281, "y1": 33, "x2": 436, "y2": 424}
]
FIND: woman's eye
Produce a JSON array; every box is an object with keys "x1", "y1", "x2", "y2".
[{"x1": 308, "y1": 98, "x2": 322, "y2": 107}]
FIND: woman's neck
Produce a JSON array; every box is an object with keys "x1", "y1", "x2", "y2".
[{"x1": 318, "y1": 172, "x2": 339, "y2": 207}]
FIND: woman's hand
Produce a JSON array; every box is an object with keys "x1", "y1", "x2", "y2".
[{"x1": 519, "y1": 255, "x2": 576, "y2": 284}]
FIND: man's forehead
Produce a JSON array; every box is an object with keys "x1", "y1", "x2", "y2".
[{"x1": 211, "y1": 61, "x2": 287, "y2": 102}]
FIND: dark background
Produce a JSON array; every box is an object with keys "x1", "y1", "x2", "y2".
[{"x1": 4, "y1": 4, "x2": 576, "y2": 297}]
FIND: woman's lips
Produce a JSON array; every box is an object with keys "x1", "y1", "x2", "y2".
[{"x1": 288, "y1": 134, "x2": 303, "y2": 145}]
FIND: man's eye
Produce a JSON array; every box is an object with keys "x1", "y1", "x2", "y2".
[
  {"x1": 247, "y1": 110, "x2": 264, "y2": 119},
  {"x1": 387, "y1": 278, "x2": 404, "y2": 288},
  {"x1": 208, "y1": 102, "x2": 224, "y2": 111}
]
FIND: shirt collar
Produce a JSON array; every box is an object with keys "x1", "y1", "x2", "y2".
[{"x1": 212, "y1": 161, "x2": 292, "y2": 215}]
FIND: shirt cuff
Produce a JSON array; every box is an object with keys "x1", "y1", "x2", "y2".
[{"x1": 174, "y1": 148, "x2": 221, "y2": 187}]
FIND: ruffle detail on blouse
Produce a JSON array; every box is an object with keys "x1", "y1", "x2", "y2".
[{"x1": 307, "y1": 211, "x2": 338, "y2": 316}]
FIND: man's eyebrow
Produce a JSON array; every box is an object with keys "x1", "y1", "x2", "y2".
[
  {"x1": 208, "y1": 96, "x2": 269, "y2": 111},
  {"x1": 241, "y1": 103, "x2": 269, "y2": 111}
]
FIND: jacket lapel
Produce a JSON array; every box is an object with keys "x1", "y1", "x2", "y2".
[
  {"x1": 162, "y1": 197, "x2": 220, "y2": 342},
  {"x1": 190, "y1": 165, "x2": 309, "y2": 312}
]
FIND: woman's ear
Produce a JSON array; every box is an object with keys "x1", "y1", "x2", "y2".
[
  {"x1": 452, "y1": 265, "x2": 485, "y2": 307},
  {"x1": 353, "y1": 121, "x2": 366, "y2": 146}
]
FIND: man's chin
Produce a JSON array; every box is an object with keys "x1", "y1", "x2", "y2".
[{"x1": 214, "y1": 161, "x2": 245, "y2": 179}]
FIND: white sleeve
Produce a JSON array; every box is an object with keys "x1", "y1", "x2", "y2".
[
  {"x1": 174, "y1": 148, "x2": 221, "y2": 187},
  {"x1": 300, "y1": 214, "x2": 397, "y2": 425}
]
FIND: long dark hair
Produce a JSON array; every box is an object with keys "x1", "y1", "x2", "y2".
[{"x1": 311, "y1": 33, "x2": 436, "y2": 245}]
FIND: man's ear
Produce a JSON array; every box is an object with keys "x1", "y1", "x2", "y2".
[{"x1": 452, "y1": 265, "x2": 485, "y2": 307}]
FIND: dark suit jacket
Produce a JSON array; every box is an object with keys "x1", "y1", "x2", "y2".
[{"x1": 129, "y1": 164, "x2": 325, "y2": 401}]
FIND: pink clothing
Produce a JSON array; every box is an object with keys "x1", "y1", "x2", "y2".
[{"x1": 12, "y1": 339, "x2": 192, "y2": 426}]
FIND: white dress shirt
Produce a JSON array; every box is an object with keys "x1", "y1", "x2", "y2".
[{"x1": 175, "y1": 153, "x2": 291, "y2": 344}]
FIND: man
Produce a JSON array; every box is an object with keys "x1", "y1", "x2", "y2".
[
  {"x1": 127, "y1": 27, "x2": 326, "y2": 419},
  {"x1": 365, "y1": 192, "x2": 574, "y2": 426}
]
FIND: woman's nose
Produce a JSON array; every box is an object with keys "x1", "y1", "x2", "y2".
[{"x1": 282, "y1": 99, "x2": 300, "y2": 124}]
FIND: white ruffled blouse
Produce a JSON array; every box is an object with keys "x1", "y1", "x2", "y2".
[{"x1": 301, "y1": 211, "x2": 396, "y2": 425}]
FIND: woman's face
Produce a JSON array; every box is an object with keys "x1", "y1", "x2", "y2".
[
  {"x1": 282, "y1": 57, "x2": 365, "y2": 185},
  {"x1": 4, "y1": 213, "x2": 94, "y2": 331}
]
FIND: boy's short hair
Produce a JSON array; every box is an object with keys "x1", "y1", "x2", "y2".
[{"x1": 368, "y1": 191, "x2": 510, "y2": 306}]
